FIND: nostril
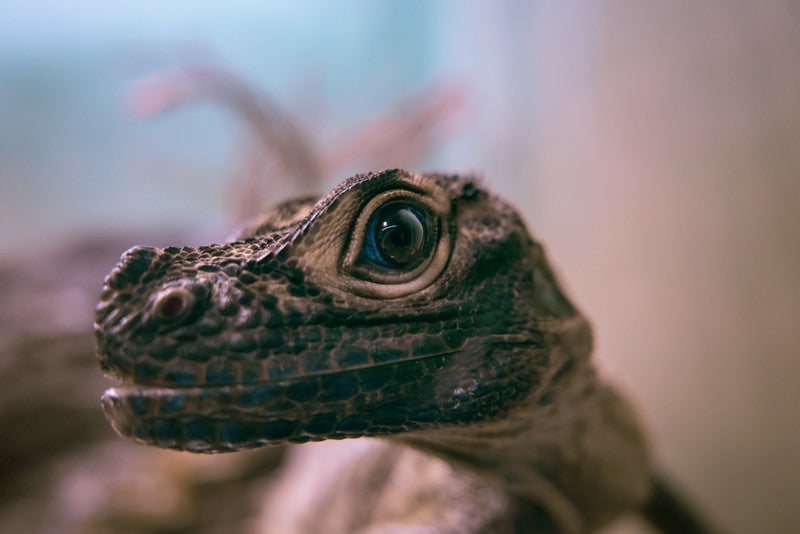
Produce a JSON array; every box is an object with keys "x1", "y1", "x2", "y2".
[
  {"x1": 158, "y1": 294, "x2": 186, "y2": 318},
  {"x1": 154, "y1": 287, "x2": 195, "y2": 320}
]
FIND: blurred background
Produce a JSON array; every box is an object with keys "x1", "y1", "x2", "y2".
[{"x1": 1, "y1": 1, "x2": 798, "y2": 533}]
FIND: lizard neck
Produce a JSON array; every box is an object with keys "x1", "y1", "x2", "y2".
[{"x1": 397, "y1": 353, "x2": 651, "y2": 531}]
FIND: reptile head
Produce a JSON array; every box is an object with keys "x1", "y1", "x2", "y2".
[{"x1": 95, "y1": 169, "x2": 590, "y2": 452}]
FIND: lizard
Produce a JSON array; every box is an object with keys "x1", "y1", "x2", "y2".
[{"x1": 94, "y1": 169, "x2": 712, "y2": 533}]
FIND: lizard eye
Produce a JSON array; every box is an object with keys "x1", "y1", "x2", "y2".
[
  {"x1": 364, "y1": 203, "x2": 434, "y2": 270},
  {"x1": 342, "y1": 187, "x2": 450, "y2": 297}
]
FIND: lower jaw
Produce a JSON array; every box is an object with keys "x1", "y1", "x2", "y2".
[
  {"x1": 101, "y1": 354, "x2": 448, "y2": 452},
  {"x1": 102, "y1": 383, "x2": 312, "y2": 452}
]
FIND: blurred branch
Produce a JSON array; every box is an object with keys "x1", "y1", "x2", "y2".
[
  {"x1": 128, "y1": 64, "x2": 468, "y2": 223},
  {"x1": 129, "y1": 64, "x2": 322, "y2": 219},
  {"x1": 323, "y1": 82, "x2": 467, "y2": 174}
]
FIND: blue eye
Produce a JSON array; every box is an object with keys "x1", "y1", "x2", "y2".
[{"x1": 364, "y1": 203, "x2": 432, "y2": 269}]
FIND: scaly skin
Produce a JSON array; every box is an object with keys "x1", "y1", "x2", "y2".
[{"x1": 95, "y1": 169, "x2": 653, "y2": 532}]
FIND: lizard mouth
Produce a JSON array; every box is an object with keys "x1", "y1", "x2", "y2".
[
  {"x1": 101, "y1": 351, "x2": 454, "y2": 453},
  {"x1": 102, "y1": 381, "x2": 308, "y2": 452}
]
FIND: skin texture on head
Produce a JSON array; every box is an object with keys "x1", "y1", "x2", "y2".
[{"x1": 96, "y1": 169, "x2": 586, "y2": 450}]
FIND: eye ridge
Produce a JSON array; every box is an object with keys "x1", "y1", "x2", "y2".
[{"x1": 365, "y1": 202, "x2": 432, "y2": 270}]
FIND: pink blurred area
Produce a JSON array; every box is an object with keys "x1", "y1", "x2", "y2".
[{"x1": 520, "y1": 6, "x2": 800, "y2": 534}]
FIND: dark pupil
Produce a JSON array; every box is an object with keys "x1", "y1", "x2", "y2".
[{"x1": 374, "y1": 206, "x2": 425, "y2": 267}]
